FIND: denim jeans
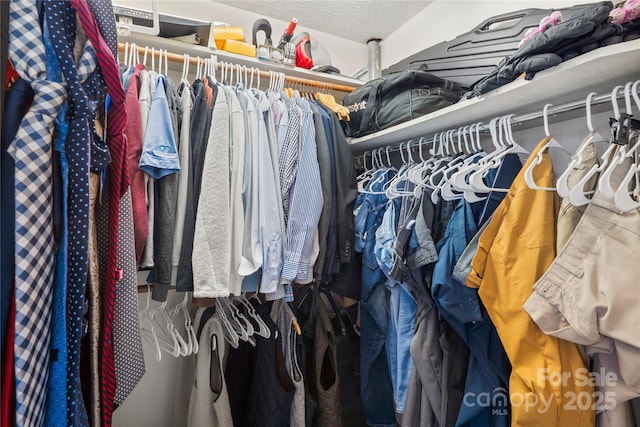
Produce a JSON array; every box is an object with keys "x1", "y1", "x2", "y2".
[
  {"x1": 375, "y1": 197, "x2": 416, "y2": 416},
  {"x1": 386, "y1": 283, "x2": 416, "y2": 414},
  {"x1": 356, "y1": 171, "x2": 397, "y2": 427},
  {"x1": 393, "y1": 200, "x2": 443, "y2": 427}
]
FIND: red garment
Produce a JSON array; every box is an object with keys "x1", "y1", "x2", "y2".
[
  {"x1": 124, "y1": 64, "x2": 148, "y2": 263},
  {"x1": 1, "y1": 288, "x2": 16, "y2": 427},
  {"x1": 5, "y1": 60, "x2": 19, "y2": 89}
]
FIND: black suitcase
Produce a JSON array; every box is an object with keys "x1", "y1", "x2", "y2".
[{"x1": 383, "y1": 4, "x2": 595, "y2": 88}]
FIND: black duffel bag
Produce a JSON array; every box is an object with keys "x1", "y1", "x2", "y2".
[{"x1": 342, "y1": 69, "x2": 465, "y2": 138}]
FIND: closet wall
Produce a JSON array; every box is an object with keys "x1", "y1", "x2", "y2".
[
  {"x1": 112, "y1": 2, "x2": 628, "y2": 426},
  {"x1": 380, "y1": 0, "x2": 603, "y2": 70},
  {"x1": 113, "y1": 288, "x2": 187, "y2": 427},
  {"x1": 115, "y1": 0, "x2": 369, "y2": 76}
]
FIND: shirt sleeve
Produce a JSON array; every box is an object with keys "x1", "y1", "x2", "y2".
[
  {"x1": 255, "y1": 97, "x2": 284, "y2": 294},
  {"x1": 139, "y1": 76, "x2": 180, "y2": 179}
]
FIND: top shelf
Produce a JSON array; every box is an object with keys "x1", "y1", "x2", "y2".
[
  {"x1": 347, "y1": 39, "x2": 640, "y2": 152},
  {"x1": 118, "y1": 33, "x2": 365, "y2": 90}
]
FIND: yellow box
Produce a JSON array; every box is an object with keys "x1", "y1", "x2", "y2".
[
  {"x1": 213, "y1": 26, "x2": 245, "y2": 49},
  {"x1": 222, "y1": 39, "x2": 256, "y2": 57}
]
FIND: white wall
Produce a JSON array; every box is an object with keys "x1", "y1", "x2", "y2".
[
  {"x1": 381, "y1": 0, "x2": 602, "y2": 70},
  {"x1": 114, "y1": 0, "x2": 368, "y2": 76},
  {"x1": 112, "y1": 278, "x2": 189, "y2": 427}
]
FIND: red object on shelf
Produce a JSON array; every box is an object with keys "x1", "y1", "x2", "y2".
[{"x1": 296, "y1": 34, "x2": 314, "y2": 69}]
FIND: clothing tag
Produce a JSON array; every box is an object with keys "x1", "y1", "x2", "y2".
[{"x1": 116, "y1": 268, "x2": 124, "y2": 281}]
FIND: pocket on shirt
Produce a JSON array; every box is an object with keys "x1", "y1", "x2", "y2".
[{"x1": 523, "y1": 221, "x2": 557, "y2": 249}]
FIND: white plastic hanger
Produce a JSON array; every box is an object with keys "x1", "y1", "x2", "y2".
[
  {"x1": 486, "y1": 114, "x2": 529, "y2": 167},
  {"x1": 431, "y1": 130, "x2": 467, "y2": 203},
  {"x1": 171, "y1": 292, "x2": 198, "y2": 356},
  {"x1": 139, "y1": 285, "x2": 164, "y2": 361},
  {"x1": 441, "y1": 127, "x2": 473, "y2": 201},
  {"x1": 147, "y1": 300, "x2": 182, "y2": 358},
  {"x1": 423, "y1": 132, "x2": 451, "y2": 189},
  {"x1": 612, "y1": 80, "x2": 640, "y2": 212},
  {"x1": 524, "y1": 104, "x2": 570, "y2": 191},
  {"x1": 142, "y1": 45, "x2": 149, "y2": 69},
  {"x1": 597, "y1": 84, "x2": 631, "y2": 199},
  {"x1": 134, "y1": 42, "x2": 141, "y2": 67},
  {"x1": 195, "y1": 57, "x2": 202, "y2": 80},
  {"x1": 568, "y1": 85, "x2": 625, "y2": 206},
  {"x1": 468, "y1": 117, "x2": 509, "y2": 193},
  {"x1": 458, "y1": 124, "x2": 491, "y2": 203},
  {"x1": 386, "y1": 142, "x2": 417, "y2": 198},
  {"x1": 123, "y1": 42, "x2": 129, "y2": 68},
  {"x1": 357, "y1": 151, "x2": 375, "y2": 193},
  {"x1": 557, "y1": 92, "x2": 603, "y2": 198},
  {"x1": 218, "y1": 298, "x2": 254, "y2": 346},
  {"x1": 362, "y1": 147, "x2": 397, "y2": 195},
  {"x1": 237, "y1": 293, "x2": 270, "y2": 339},
  {"x1": 180, "y1": 54, "x2": 190, "y2": 86},
  {"x1": 226, "y1": 298, "x2": 256, "y2": 346},
  {"x1": 556, "y1": 92, "x2": 597, "y2": 198},
  {"x1": 451, "y1": 123, "x2": 488, "y2": 192},
  {"x1": 158, "y1": 49, "x2": 163, "y2": 76},
  {"x1": 215, "y1": 299, "x2": 240, "y2": 349},
  {"x1": 407, "y1": 137, "x2": 436, "y2": 185}
]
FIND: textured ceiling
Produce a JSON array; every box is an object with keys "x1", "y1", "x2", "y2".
[{"x1": 216, "y1": 0, "x2": 432, "y2": 44}]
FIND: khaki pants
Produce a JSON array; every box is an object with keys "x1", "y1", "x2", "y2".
[{"x1": 525, "y1": 149, "x2": 640, "y2": 400}]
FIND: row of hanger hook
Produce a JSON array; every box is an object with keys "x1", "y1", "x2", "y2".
[
  {"x1": 122, "y1": 42, "x2": 335, "y2": 94},
  {"x1": 362, "y1": 80, "x2": 640, "y2": 171},
  {"x1": 359, "y1": 79, "x2": 639, "y2": 210}
]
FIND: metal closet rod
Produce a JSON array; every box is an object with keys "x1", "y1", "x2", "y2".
[
  {"x1": 362, "y1": 84, "x2": 638, "y2": 159},
  {"x1": 116, "y1": 42, "x2": 356, "y2": 93}
]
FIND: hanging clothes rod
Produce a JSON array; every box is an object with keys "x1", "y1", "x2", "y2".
[
  {"x1": 116, "y1": 42, "x2": 356, "y2": 93},
  {"x1": 361, "y1": 81, "x2": 639, "y2": 158}
]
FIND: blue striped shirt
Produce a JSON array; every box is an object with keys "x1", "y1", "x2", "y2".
[{"x1": 281, "y1": 96, "x2": 324, "y2": 282}]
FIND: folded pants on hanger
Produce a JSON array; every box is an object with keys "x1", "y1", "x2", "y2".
[{"x1": 525, "y1": 156, "x2": 640, "y2": 396}]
